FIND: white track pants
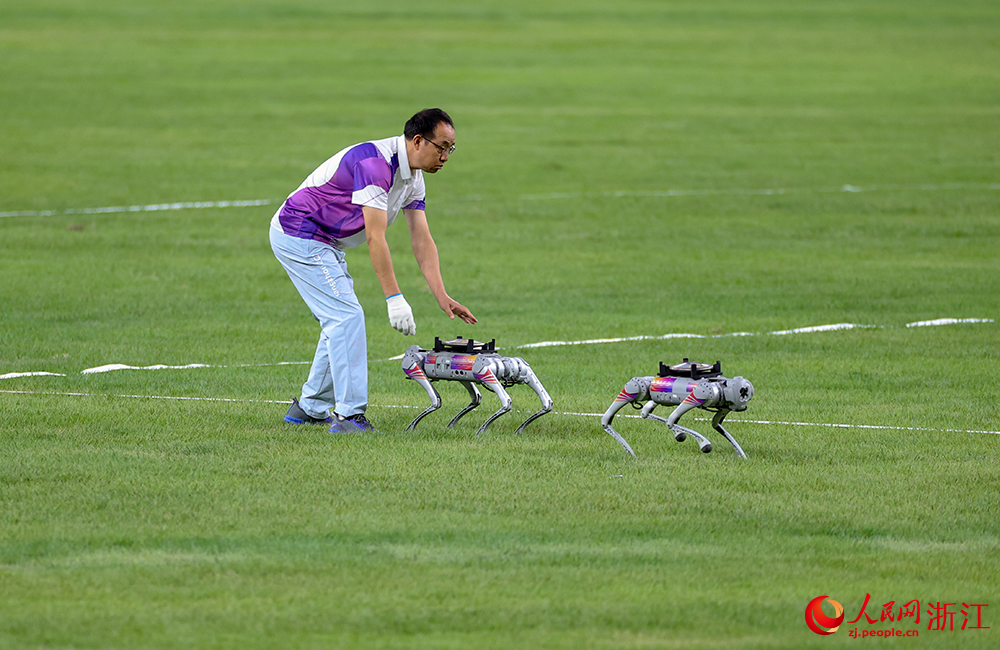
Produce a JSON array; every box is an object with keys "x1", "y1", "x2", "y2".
[{"x1": 270, "y1": 217, "x2": 367, "y2": 419}]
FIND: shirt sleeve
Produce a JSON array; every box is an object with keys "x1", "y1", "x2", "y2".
[{"x1": 402, "y1": 173, "x2": 427, "y2": 211}]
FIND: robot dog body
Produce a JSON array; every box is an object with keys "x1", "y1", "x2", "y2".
[
  {"x1": 402, "y1": 337, "x2": 553, "y2": 434},
  {"x1": 601, "y1": 359, "x2": 753, "y2": 458}
]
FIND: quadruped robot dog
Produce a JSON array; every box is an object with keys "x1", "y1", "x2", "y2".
[
  {"x1": 400, "y1": 337, "x2": 553, "y2": 435},
  {"x1": 600, "y1": 359, "x2": 754, "y2": 458}
]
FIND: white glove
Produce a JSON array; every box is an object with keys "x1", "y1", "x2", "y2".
[{"x1": 386, "y1": 293, "x2": 416, "y2": 335}]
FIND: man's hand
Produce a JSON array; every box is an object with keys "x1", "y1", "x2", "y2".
[
  {"x1": 439, "y1": 296, "x2": 477, "y2": 324},
  {"x1": 386, "y1": 294, "x2": 416, "y2": 335}
]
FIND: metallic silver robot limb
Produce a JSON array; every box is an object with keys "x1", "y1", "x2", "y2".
[
  {"x1": 402, "y1": 337, "x2": 553, "y2": 435},
  {"x1": 446, "y1": 381, "x2": 482, "y2": 428},
  {"x1": 601, "y1": 359, "x2": 753, "y2": 458}
]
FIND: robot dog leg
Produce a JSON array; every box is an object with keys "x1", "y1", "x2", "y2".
[
  {"x1": 402, "y1": 337, "x2": 553, "y2": 435},
  {"x1": 401, "y1": 360, "x2": 441, "y2": 431},
  {"x1": 446, "y1": 381, "x2": 483, "y2": 428},
  {"x1": 601, "y1": 360, "x2": 753, "y2": 458}
]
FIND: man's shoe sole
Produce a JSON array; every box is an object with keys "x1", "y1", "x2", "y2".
[
  {"x1": 284, "y1": 414, "x2": 333, "y2": 425},
  {"x1": 328, "y1": 421, "x2": 376, "y2": 435}
]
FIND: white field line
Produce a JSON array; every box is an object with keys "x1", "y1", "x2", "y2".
[
  {"x1": 78, "y1": 361, "x2": 310, "y2": 375},
  {"x1": 3, "y1": 389, "x2": 998, "y2": 436},
  {"x1": 4, "y1": 182, "x2": 999, "y2": 219},
  {"x1": 2, "y1": 318, "x2": 993, "y2": 377},
  {"x1": 0, "y1": 389, "x2": 288, "y2": 404},
  {"x1": 81, "y1": 363, "x2": 211, "y2": 374},
  {"x1": 517, "y1": 183, "x2": 1000, "y2": 201},
  {"x1": 512, "y1": 319, "x2": 991, "y2": 351},
  {"x1": 0, "y1": 199, "x2": 272, "y2": 219},
  {"x1": 381, "y1": 323, "x2": 867, "y2": 357},
  {"x1": 0, "y1": 371, "x2": 67, "y2": 379},
  {"x1": 905, "y1": 318, "x2": 993, "y2": 328}
]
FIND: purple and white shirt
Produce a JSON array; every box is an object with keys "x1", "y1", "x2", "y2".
[{"x1": 273, "y1": 135, "x2": 426, "y2": 249}]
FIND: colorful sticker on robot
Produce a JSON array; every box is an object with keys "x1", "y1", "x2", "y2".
[
  {"x1": 615, "y1": 389, "x2": 639, "y2": 402},
  {"x1": 450, "y1": 355, "x2": 476, "y2": 371},
  {"x1": 651, "y1": 377, "x2": 693, "y2": 393},
  {"x1": 682, "y1": 392, "x2": 704, "y2": 406},
  {"x1": 425, "y1": 353, "x2": 438, "y2": 365},
  {"x1": 474, "y1": 368, "x2": 499, "y2": 385},
  {"x1": 403, "y1": 365, "x2": 427, "y2": 381}
]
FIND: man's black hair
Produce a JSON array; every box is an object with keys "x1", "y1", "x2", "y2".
[{"x1": 404, "y1": 108, "x2": 453, "y2": 140}]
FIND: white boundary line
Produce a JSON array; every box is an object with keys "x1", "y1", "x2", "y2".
[
  {"x1": 0, "y1": 371, "x2": 67, "y2": 379},
  {"x1": 380, "y1": 319, "x2": 992, "y2": 360},
  {"x1": 511, "y1": 319, "x2": 992, "y2": 350},
  {"x1": 3, "y1": 389, "x2": 998, "y2": 436},
  {"x1": 0, "y1": 389, "x2": 287, "y2": 404},
  {"x1": 515, "y1": 322, "x2": 871, "y2": 350},
  {"x1": 0, "y1": 199, "x2": 272, "y2": 219},
  {"x1": 3, "y1": 182, "x2": 998, "y2": 219},
  {"x1": 1, "y1": 318, "x2": 993, "y2": 377},
  {"x1": 78, "y1": 361, "x2": 310, "y2": 375},
  {"x1": 517, "y1": 182, "x2": 1000, "y2": 201}
]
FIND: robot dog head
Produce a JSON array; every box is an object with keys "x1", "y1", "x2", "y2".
[{"x1": 722, "y1": 376, "x2": 754, "y2": 411}]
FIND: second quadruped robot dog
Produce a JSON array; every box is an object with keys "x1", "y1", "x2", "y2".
[{"x1": 600, "y1": 359, "x2": 755, "y2": 458}]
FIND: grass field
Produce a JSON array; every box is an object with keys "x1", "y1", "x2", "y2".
[{"x1": 2, "y1": 1, "x2": 999, "y2": 648}]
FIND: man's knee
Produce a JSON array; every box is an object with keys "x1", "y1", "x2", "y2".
[{"x1": 318, "y1": 303, "x2": 365, "y2": 333}]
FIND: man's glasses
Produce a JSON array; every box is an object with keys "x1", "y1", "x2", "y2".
[{"x1": 422, "y1": 136, "x2": 456, "y2": 156}]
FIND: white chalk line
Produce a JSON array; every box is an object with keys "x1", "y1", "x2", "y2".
[
  {"x1": 0, "y1": 199, "x2": 272, "y2": 219},
  {"x1": 78, "y1": 361, "x2": 310, "y2": 375},
  {"x1": 0, "y1": 389, "x2": 287, "y2": 404},
  {"x1": 5, "y1": 361, "x2": 313, "y2": 378},
  {"x1": 3, "y1": 182, "x2": 999, "y2": 219},
  {"x1": 0, "y1": 371, "x2": 68, "y2": 380},
  {"x1": 515, "y1": 323, "x2": 858, "y2": 350},
  {"x1": 554, "y1": 409, "x2": 1000, "y2": 436},
  {"x1": 2, "y1": 318, "x2": 993, "y2": 378},
  {"x1": 2, "y1": 389, "x2": 998, "y2": 437},
  {"x1": 517, "y1": 182, "x2": 1000, "y2": 201},
  {"x1": 383, "y1": 319, "x2": 990, "y2": 359}
]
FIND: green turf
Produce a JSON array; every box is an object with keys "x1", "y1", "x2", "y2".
[{"x1": 2, "y1": 0, "x2": 999, "y2": 648}]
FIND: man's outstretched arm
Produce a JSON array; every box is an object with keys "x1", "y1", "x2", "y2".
[{"x1": 404, "y1": 208, "x2": 477, "y2": 324}]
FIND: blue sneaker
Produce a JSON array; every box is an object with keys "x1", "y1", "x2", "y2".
[
  {"x1": 284, "y1": 398, "x2": 333, "y2": 425},
  {"x1": 329, "y1": 413, "x2": 378, "y2": 435}
]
